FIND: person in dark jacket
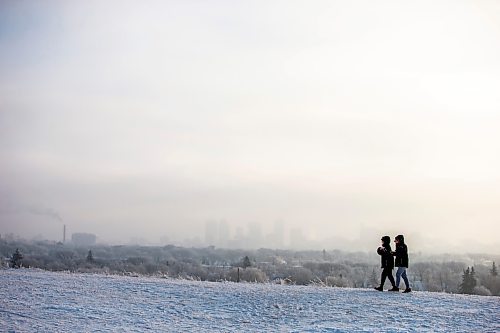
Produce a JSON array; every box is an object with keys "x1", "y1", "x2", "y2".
[
  {"x1": 393, "y1": 234, "x2": 411, "y2": 293},
  {"x1": 374, "y1": 236, "x2": 398, "y2": 291}
]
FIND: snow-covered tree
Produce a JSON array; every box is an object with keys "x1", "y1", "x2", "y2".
[
  {"x1": 10, "y1": 248, "x2": 23, "y2": 268},
  {"x1": 490, "y1": 262, "x2": 498, "y2": 277},
  {"x1": 242, "y1": 256, "x2": 252, "y2": 269},
  {"x1": 459, "y1": 267, "x2": 477, "y2": 294},
  {"x1": 86, "y1": 250, "x2": 94, "y2": 263}
]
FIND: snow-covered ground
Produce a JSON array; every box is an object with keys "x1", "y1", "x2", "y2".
[{"x1": 1, "y1": 269, "x2": 498, "y2": 332}]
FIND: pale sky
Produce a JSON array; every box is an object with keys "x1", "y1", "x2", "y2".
[{"x1": 1, "y1": 0, "x2": 500, "y2": 252}]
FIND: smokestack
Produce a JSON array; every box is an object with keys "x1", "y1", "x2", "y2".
[{"x1": 63, "y1": 224, "x2": 66, "y2": 243}]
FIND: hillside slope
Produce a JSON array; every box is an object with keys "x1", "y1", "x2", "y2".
[{"x1": 1, "y1": 269, "x2": 498, "y2": 332}]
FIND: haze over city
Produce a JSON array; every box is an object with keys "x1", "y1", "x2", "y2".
[{"x1": 1, "y1": 1, "x2": 499, "y2": 254}]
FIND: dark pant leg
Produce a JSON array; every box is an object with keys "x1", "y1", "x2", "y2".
[
  {"x1": 381, "y1": 267, "x2": 395, "y2": 287},
  {"x1": 380, "y1": 270, "x2": 387, "y2": 287},
  {"x1": 386, "y1": 268, "x2": 396, "y2": 287}
]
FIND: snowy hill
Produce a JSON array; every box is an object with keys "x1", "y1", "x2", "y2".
[{"x1": 1, "y1": 269, "x2": 498, "y2": 332}]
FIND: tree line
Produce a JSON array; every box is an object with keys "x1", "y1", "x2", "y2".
[{"x1": 1, "y1": 238, "x2": 499, "y2": 296}]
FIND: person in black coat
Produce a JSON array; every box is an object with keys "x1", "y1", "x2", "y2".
[
  {"x1": 374, "y1": 236, "x2": 398, "y2": 291},
  {"x1": 392, "y1": 234, "x2": 411, "y2": 293}
]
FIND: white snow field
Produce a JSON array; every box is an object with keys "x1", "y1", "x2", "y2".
[{"x1": 1, "y1": 269, "x2": 499, "y2": 332}]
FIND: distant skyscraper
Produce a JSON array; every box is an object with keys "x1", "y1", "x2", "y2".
[
  {"x1": 272, "y1": 220, "x2": 285, "y2": 248},
  {"x1": 204, "y1": 220, "x2": 218, "y2": 246},
  {"x1": 290, "y1": 228, "x2": 305, "y2": 249},
  {"x1": 218, "y1": 220, "x2": 230, "y2": 248},
  {"x1": 247, "y1": 222, "x2": 263, "y2": 248}
]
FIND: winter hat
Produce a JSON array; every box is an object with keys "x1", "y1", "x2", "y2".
[{"x1": 381, "y1": 236, "x2": 390, "y2": 244}]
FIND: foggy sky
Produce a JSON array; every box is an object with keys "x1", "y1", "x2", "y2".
[{"x1": 1, "y1": 1, "x2": 500, "y2": 253}]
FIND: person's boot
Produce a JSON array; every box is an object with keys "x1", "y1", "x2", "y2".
[
  {"x1": 389, "y1": 286, "x2": 399, "y2": 292},
  {"x1": 402, "y1": 288, "x2": 412, "y2": 293},
  {"x1": 374, "y1": 286, "x2": 383, "y2": 291}
]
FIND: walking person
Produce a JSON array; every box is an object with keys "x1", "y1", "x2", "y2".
[
  {"x1": 374, "y1": 236, "x2": 398, "y2": 291},
  {"x1": 393, "y1": 234, "x2": 412, "y2": 293}
]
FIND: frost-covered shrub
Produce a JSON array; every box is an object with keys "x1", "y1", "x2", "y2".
[
  {"x1": 182, "y1": 263, "x2": 208, "y2": 280},
  {"x1": 46, "y1": 260, "x2": 68, "y2": 271},
  {"x1": 326, "y1": 276, "x2": 350, "y2": 288},
  {"x1": 126, "y1": 257, "x2": 148, "y2": 265},
  {"x1": 123, "y1": 263, "x2": 147, "y2": 275},
  {"x1": 144, "y1": 263, "x2": 159, "y2": 275},
  {"x1": 242, "y1": 268, "x2": 268, "y2": 282},
  {"x1": 424, "y1": 281, "x2": 443, "y2": 292},
  {"x1": 473, "y1": 285, "x2": 492, "y2": 296},
  {"x1": 21, "y1": 257, "x2": 39, "y2": 269},
  {"x1": 480, "y1": 276, "x2": 500, "y2": 296},
  {"x1": 288, "y1": 267, "x2": 313, "y2": 285},
  {"x1": 227, "y1": 267, "x2": 268, "y2": 283},
  {"x1": 77, "y1": 265, "x2": 110, "y2": 274},
  {"x1": 206, "y1": 270, "x2": 223, "y2": 282}
]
